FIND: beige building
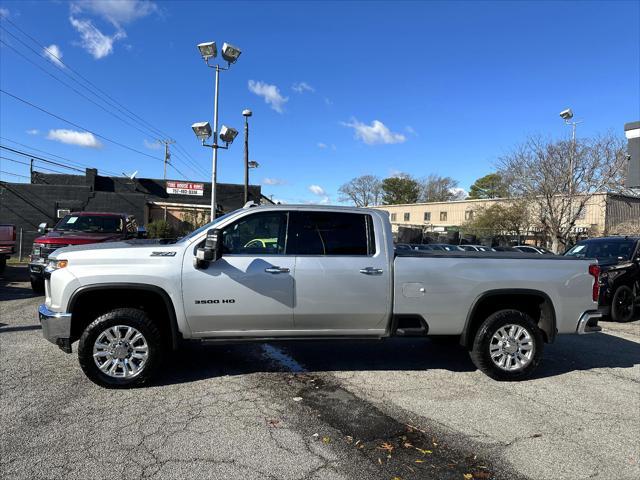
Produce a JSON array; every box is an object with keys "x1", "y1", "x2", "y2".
[{"x1": 373, "y1": 192, "x2": 640, "y2": 242}]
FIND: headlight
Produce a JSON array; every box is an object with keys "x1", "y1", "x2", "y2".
[{"x1": 46, "y1": 259, "x2": 68, "y2": 272}]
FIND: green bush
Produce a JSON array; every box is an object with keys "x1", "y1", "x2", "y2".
[{"x1": 146, "y1": 220, "x2": 176, "y2": 239}]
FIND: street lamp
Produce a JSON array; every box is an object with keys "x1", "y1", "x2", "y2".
[
  {"x1": 193, "y1": 40, "x2": 242, "y2": 219},
  {"x1": 242, "y1": 109, "x2": 253, "y2": 204},
  {"x1": 559, "y1": 108, "x2": 583, "y2": 237}
]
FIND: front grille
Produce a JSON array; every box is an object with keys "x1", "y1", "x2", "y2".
[{"x1": 41, "y1": 244, "x2": 73, "y2": 259}]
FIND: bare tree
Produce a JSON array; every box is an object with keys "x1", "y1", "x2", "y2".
[
  {"x1": 499, "y1": 134, "x2": 627, "y2": 252},
  {"x1": 338, "y1": 175, "x2": 383, "y2": 207},
  {"x1": 419, "y1": 174, "x2": 464, "y2": 202}
]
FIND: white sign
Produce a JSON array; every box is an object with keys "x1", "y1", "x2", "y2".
[{"x1": 166, "y1": 181, "x2": 204, "y2": 196}]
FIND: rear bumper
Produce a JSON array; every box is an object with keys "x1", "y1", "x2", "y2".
[
  {"x1": 38, "y1": 304, "x2": 72, "y2": 353},
  {"x1": 576, "y1": 310, "x2": 603, "y2": 334}
]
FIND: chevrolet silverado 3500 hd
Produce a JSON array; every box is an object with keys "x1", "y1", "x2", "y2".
[{"x1": 39, "y1": 205, "x2": 603, "y2": 388}]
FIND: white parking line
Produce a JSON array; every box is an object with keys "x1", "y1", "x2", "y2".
[{"x1": 261, "y1": 344, "x2": 307, "y2": 372}]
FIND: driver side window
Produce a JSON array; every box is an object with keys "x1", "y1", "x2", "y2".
[{"x1": 222, "y1": 212, "x2": 288, "y2": 255}]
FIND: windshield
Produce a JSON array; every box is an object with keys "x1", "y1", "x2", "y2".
[
  {"x1": 175, "y1": 211, "x2": 237, "y2": 244},
  {"x1": 55, "y1": 215, "x2": 123, "y2": 233},
  {"x1": 565, "y1": 240, "x2": 636, "y2": 261}
]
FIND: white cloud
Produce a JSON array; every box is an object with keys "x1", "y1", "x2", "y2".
[
  {"x1": 248, "y1": 80, "x2": 288, "y2": 113},
  {"x1": 449, "y1": 187, "x2": 468, "y2": 200},
  {"x1": 308, "y1": 185, "x2": 326, "y2": 196},
  {"x1": 69, "y1": 16, "x2": 126, "y2": 59},
  {"x1": 317, "y1": 142, "x2": 336, "y2": 151},
  {"x1": 342, "y1": 119, "x2": 406, "y2": 145},
  {"x1": 143, "y1": 139, "x2": 162, "y2": 150},
  {"x1": 0, "y1": 7, "x2": 10, "y2": 18},
  {"x1": 292, "y1": 82, "x2": 315, "y2": 93},
  {"x1": 46, "y1": 129, "x2": 102, "y2": 148},
  {"x1": 43, "y1": 44, "x2": 64, "y2": 67},
  {"x1": 70, "y1": 0, "x2": 158, "y2": 27},
  {"x1": 263, "y1": 177, "x2": 286, "y2": 186},
  {"x1": 26, "y1": 129, "x2": 40, "y2": 135},
  {"x1": 317, "y1": 142, "x2": 327, "y2": 149}
]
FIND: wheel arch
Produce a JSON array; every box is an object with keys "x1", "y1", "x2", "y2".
[
  {"x1": 460, "y1": 289, "x2": 557, "y2": 348},
  {"x1": 68, "y1": 283, "x2": 181, "y2": 350}
]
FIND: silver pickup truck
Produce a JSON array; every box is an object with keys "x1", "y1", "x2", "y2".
[{"x1": 39, "y1": 204, "x2": 603, "y2": 388}]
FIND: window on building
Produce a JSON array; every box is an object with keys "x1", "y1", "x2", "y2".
[
  {"x1": 288, "y1": 211, "x2": 373, "y2": 256},
  {"x1": 440, "y1": 211, "x2": 448, "y2": 221},
  {"x1": 404, "y1": 213, "x2": 410, "y2": 221},
  {"x1": 465, "y1": 210, "x2": 474, "y2": 221},
  {"x1": 390, "y1": 213, "x2": 397, "y2": 222},
  {"x1": 423, "y1": 212, "x2": 431, "y2": 222}
]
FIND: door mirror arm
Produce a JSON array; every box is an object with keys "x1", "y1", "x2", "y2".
[{"x1": 194, "y1": 228, "x2": 223, "y2": 269}]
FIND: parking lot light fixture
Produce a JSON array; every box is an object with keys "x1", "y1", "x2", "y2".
[
  {"x1": 248, "y1": 161, "x2": 259, "y2": 169},
  {"x1": 221, "y1": 43, "x2": 242, "y2": 64},
  {"x1": 191, "y1": 122, "x2": 212, "y2": 142},
  {"x1": 219, "y1": 125, "x2": 238, "y2": 145},
  {"x1": 197, "y1": 42, "x2": 217, "y2": 61}
]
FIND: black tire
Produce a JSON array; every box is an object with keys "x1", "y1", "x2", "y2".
[
  {"x1": 0, "y1": 256, "x2": 6, "y2": 274},
  {"x1": 469, "y1": 309, "x2": 544, "y2": 381},
  {"x1": 611, "y1": 285, "x2": 635, "y2": 323},
  {"x1": 78, "y1": 308, "x2": 164, "y2": 388},
  {"x1": 30, "y1": 276, "x2": 44, "y2": 293}
]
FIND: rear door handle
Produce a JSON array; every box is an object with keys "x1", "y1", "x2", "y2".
[
  {"x1": 265, "y1": 266, "x2": 290, "y2": 274},
  {"x1": 359, "y1": 267, "x2": 383, "y2": 275}
]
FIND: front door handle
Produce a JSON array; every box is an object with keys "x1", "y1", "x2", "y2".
[
  {"x1": 359, "y1": 267, "x2": 383, "y2": 275},
  {"x1": 265, "y1": 266, "x2": 290, "y2": 274}
]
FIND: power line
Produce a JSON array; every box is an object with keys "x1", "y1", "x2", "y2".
[
  {"x1": 0, "y1": 136, "x2": 121, "y2": 176},
  {"x1": 0, "y1": 170, "x2": 30, "y2": 179},
  {"x1": 1, "y1": 18, "x2": 201, "y2": 171},
  {"x1": 0, "y1": 155, "x2": 70, "y2": 175},
  {"x1": 0, "y1": 145, "x2": 85, "y2": 173},
  {"x1": 0, "y1": 89, "x2": 177, "y2": 170}
]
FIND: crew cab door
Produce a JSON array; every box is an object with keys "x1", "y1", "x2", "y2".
[
  {"x1": 288, "y1": 211, "x2": 391, "y2": 333},
  {"x1": 182, "y1": 211, "x2": 294, "y2": 335}
]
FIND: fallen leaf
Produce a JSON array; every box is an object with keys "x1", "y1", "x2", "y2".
[
  {"x1": 379, "y1": 442, "x2": 395, "y2": 453},
  {"x1": 322, "y1": 436, "x2": 331, "y2": 444},
  {"x1": 415, "y1": 460, "x2": 424, "y2": 464},
  {"x1": 473, "y1": 472, "x2": 491, "y2": 479},
  {"x1": 463, "y1": 474, "x2": 473, "y2": 480},
  {"x1": 416, "y1": 448, "x2": 432, "y2": 455},
  {"x1": 392, "y1": 477, "x2": 402, "y2": 480},
  {"x1": 292, "y1": 397, "x2": 303, "y2": 402},
  {"x1": 378, "y1": 458, "x2": 383, "y2": 465},
  {"x1": 403, "y1": 442, "x2": 414, "y2": 448}
]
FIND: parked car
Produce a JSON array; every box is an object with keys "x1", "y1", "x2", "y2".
[
  {"x1": 565, "y1": 236, "x2": 639, "y2": 322},
  {"x1": 431, "y1": 244, "x2": 465, "y2": 252},
  {"x1": 39, "y1": 204, "x2": 603, "y2": 388},
  {"x1": 29, "y1": 212, "x2": 139, "y2": 292},
  {"x1": 514, "y1": 245, "x2": 555, "y2": 255},
  {"x1": 460, "y1": 245, "x2": 495, "y2": 252},
  {"x1": 493, "y1": 246, "x2": 520, "y2": 252},
  {"x1": 0, "y1": 224, "x2": 16, "y2": 273},
  {"x1": 394, "y1": 243, "x2": 413, "y2": 251},
  {"x1": 410, "y1": 244, "x2": 435, "y2": 251}
]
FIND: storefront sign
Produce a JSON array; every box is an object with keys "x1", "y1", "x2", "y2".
[{"x1": 166, "y1": 181, "x2": 204, "y2": 196}]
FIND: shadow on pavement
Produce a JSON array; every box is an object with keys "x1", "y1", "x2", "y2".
[
  {"x1": 155, "y1": 331, "x2": 640, "y2": 387},
  {"x1": 0, "y1": 264, "x2": 41, "y2": 301}
]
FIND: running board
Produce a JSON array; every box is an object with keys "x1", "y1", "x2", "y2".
[{"x1": 391, "y1": 314, "x2": 429, "y2": 337}]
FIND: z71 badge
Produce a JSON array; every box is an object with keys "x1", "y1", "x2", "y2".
[{"x1": 150, "y1": 251, "x2": 177, "y2": 257}]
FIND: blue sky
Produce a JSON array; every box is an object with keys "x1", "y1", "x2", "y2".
[{"x1": 1, "y1": 0, "x2": 638, "y2": 204}]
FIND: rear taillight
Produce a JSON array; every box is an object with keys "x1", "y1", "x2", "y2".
[{"x1": 588, "y1": 264, "x2": 600, "y2": 302}]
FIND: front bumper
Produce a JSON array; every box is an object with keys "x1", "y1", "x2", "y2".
[
  {"x1": 576, "y1": 310, "x2": 603, "y2": 334},
  {"x1": 38, "y1": 304, "x2": 72, "y2": 353},
  {"x1": 29, "y1": 261, "x2": 46, "y2": 279}
]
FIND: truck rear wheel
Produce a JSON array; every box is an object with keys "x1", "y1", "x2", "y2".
[
  {"x1": 78, "y1": 308, "x2": 163, "y2": 388},
  {"x1": 469, "y1": 309, "x2": 543, "y2": 381}
]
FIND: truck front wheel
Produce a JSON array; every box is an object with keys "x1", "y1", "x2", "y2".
[
  {"x1": 78, "y1": 308, "x2": 164, "y2": 388},
  {"x1": 469, "y1": 309, "x2": 543, "y2": 381}
]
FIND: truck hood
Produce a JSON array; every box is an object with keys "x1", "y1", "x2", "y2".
[
  {"x1": 35, "y1": 231, "x2": 123, "y2": 245},
  {"x1": 49, "y1": 239, "x2": 180, "y2": 259}
]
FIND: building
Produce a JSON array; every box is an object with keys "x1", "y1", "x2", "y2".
[
  {"x1": 0, "y1": 168, "x2": 270, "y2": 249},
  {"x1": 625, "y1": 121, "x2": 640, "y2": 190},
  {"x1": 373, "y1": 192, "x2": 640, "y2": 244}
]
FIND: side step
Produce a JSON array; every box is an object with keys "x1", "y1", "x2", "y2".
[{"x1": 392, "y1": 314, "x2": 429, "y2": 337}]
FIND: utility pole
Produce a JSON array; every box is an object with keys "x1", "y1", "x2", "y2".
[
  {"x1": 29, "y1": 158, "x2": 33, "y2": 181},
  {"x1": 159, "y1": 139, "x2": 176, "y2": 180},
  {"x1": 242, "y1": 109, "x2": 252, "y2": 205}
]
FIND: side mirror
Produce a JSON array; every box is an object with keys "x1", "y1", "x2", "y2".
[
  {"x1": 38, "y1": 222, "x2": 49, "y2": 234},
  {"x1": 136, "y1": 226, "x2": 148, "y2": 239},
  {"x1": 194, "y1": 229, "x2": 223, "y2": 269}
]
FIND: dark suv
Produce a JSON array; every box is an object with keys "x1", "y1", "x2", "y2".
[
  {"x1": 29, "y1": 212, "x2": 139, "y2": 292},
  {"x1": 565, "y1": 236, "x2": 640, "y2": 322}
]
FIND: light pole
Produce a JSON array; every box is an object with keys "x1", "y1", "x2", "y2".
[
  {"x1": 193, "y1": 41, "x2": 242, "y2": 219},
  {"x1": 559, "y1": 108, "x2": 583, "y2": 242},
  {"x1": 242, "y1": 109, "x2": 252, "y2": 205}
]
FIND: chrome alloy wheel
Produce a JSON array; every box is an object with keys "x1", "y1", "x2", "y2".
[
  {"x1": 93, "y1": 325, "x2": 149, "y2": 378},
  {"x1": 489, "y1": 324, "x2": 534, "y2": 371}
]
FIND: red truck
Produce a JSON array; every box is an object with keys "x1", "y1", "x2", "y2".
[
  {"x1": 0, "y1": 224, "x2": 17, "y2": 273},
  {"x1": 29, "y1": 212, "x2": 140, "y2": 292}
]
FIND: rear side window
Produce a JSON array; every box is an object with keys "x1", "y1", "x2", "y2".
[{"x1": 289, "y1": 211, "x2": 373, "y2": 256}]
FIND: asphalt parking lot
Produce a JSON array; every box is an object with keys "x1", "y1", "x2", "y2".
[{"x1": 1, "y1": 264, "x2": 639, "y2": 480}]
